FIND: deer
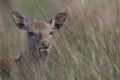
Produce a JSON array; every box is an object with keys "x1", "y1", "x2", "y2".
[
  {"x1": 0, "y1": 11, "x2": 67, "y2": 80},
  {"x1": 0, "y1": 55, "x2": 21, "y2": 80}
]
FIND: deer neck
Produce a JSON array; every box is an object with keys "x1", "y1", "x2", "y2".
[{"x1": 15, "y1": 44, "x2": 48, "y2": 80}]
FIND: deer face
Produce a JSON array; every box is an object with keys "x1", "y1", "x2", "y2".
[
  {"x1": 26, "y1": 22, "x2": 53, "y2": 52},
  {"x1": 11, "y1": 11, "x2": 67, "y2": 53}
]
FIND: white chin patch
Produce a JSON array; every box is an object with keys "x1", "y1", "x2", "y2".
[
  {"x1": 39, "y1": 49, "x2": 49, "y2": 53},
  {"x1": 46, "y1": 49, "x2": 50, "y2": 52}
]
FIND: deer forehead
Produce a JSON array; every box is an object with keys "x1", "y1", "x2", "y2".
[{"x1": 28, "y1": 21, "x2": 52, "y2": 33}]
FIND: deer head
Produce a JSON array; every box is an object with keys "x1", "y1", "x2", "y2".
[{"x1": 11, "y1": 11, "x2": 67, "y2": 56}]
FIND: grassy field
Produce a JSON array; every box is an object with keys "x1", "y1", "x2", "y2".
[{"x1": 0, "y1": 0, "x2": 120, "y2": 80}]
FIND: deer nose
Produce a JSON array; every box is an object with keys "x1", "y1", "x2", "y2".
[{"x1": 42, "y1": 41, "x2": 50, "y2": 49}]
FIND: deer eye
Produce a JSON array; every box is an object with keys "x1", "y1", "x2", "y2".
[
  {"x1": 50, "y1": 31, "x2": 54, "y2": 35},
  {"x1": 28, "y1": 32, "x2": 35, "y2": 36}
]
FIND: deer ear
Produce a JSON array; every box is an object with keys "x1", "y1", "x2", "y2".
[
  {"x1": 11, "y1": 11, "x2": 27, "y2": 30},
  {"x1": 49, "y1": 12, "x2": 67, "y2": 30}
]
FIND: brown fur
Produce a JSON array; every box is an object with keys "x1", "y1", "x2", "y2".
[
  {"x1": 0, "y1": 55, "x2": 21, "y2": 80},
  {"x1": 0, "y1": 11, "x2": 67, "y2": 80},
  {"x1": 15, "y1": 21, "x2": 53, "y2": 80}
]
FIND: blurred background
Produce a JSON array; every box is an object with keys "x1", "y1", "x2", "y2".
[{"x1": 0, "y1": 0, "x2": 120, "y2": 80}]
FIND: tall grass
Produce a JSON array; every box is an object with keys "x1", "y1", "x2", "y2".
[{"x1": 0, "y1": 0, "x2": 120, "y2": 80}]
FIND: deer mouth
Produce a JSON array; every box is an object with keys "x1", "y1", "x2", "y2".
[{"x1": 38, "y1": 47, "x2": 49, "y2": 53}]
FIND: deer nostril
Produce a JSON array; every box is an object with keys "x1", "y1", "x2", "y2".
[
  {"x1": 42, "y1": 41, "x2": 50, "y2": 49},
  {"x1": 39, "y1": 47, "x2": 41, "y2": 50}
]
